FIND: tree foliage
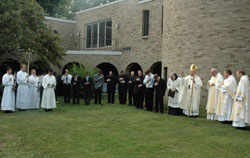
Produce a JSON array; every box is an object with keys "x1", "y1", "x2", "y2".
[
  {"x1": 0, "y1": 0, "x2": 65, "y2": 67},
  {"x1": 36, "y1": 0, "x2": 117, "y2": 19}
]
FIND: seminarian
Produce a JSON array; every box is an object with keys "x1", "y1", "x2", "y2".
[
  {"x1": 143, "y1": 70, "x2": 154, "y2": 111},
  {"x1": 154, "y1": 74, "x2": 166, "y2": 113},
  {"x1": 128, "y1": 71, "x2": 136, "y2": 106},
  {"x1": 83, "y1": 72, "x2": 93, "y2": 105},
  {"x1": 41, "y1": 69, "x2": 57, "y2": 112},
  {"x1": 72, "y1": 72, "x2": 81, "y2": 104},
  {"x1": 94, "y1": 70, "x2": 104, "y2": 105},
  {"x1": 118, "y1": 70, "x2": 128, "y2": 104},
  {"x1": 61, "y1": 69, "x2": 72, "y2": 103},
  {"x1": 134, "y1": 70, "x2": 145, "y2": 109},
  {"x1": 16, "y1": 64, "x2": 30, "y2": 111},
  {"x1": 1, "y1": 67, "x2": 15, "y2": 113},
  {"x1": 106, "y1": 71, "x2": 117, "y2": 104}
]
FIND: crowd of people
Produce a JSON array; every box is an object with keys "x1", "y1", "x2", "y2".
[{"x1": 1, "y1": 63, "x2": 250, "y2": 130}]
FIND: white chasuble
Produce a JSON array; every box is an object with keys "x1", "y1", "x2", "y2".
[
  {"x1": 179, "y1": 75, "x2": 203, "y2": 116},
  {"x1": 216, "y1": 75, "x2": 237, "y2": 121},
  {"x1": 231, "y1": 75, "x2": 250, "y2": 127},
  {"x1": 206, "y1": 73, "x2": 224, "y2": 120}
]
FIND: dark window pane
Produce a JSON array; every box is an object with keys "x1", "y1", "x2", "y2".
[
  {"x1": 99, "y1": 22, "x2": 105, "y2": 47},
  {"x1": 143, "y1": 10, "x2": 149, "y2": 36},
  {"x1": 92, "y1": 23, "x2": 98, "y2": 48},
  {"x1": 86, "y1": 25, "x2": 91, "y2": 48},
  {"x1": 106, "y1": 21, "x2": 112, "y2": 46}
]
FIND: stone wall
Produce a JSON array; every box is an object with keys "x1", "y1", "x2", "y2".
[
  {"x1": 74, "y1": 0, "x2": 163, "y2": 73},
  {"x1": 162, "y1": 0, "x2": 250, "y2": 104}
]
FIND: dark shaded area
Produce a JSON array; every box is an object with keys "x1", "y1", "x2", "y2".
[
  {"x1": 30, "y1": 60, "x2": 51, "y2": 75},
  {"x1": 0, "y1": 59, "x2": 20, "y2": 78},
  {"x1": 150, "y1": 62, "x2": 162, "y2": 77},
  {"x1": 125, "y1": 63, "x2": 143, "y2": 76},
  {"x1": 62, "y1": 62, "x2": 81, "y2": 75},
  {"x1": 96, "y1": 62, "x2": 118, "y2": 77}
]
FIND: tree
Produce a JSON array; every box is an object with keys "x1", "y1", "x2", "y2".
[
  {"x1": 72, "y1": 0, "x2": 117, "y2": 14},
  {"x1": 0, "y1": 0, "x2": 65, "y2": 67},
  {"x1": 35, "y1": 0, "x2": 118, "y2": 19},
  {"x1": 36, "y1": 0, "x2": 74, "y2": 19}
]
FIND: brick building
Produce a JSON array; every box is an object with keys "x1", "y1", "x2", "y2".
[{"x1": 1, "y1": 0, "x2": 250, "y2": 103}]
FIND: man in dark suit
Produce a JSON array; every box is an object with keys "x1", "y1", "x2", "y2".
[
  {"x1": 154, "y1": 74, "x2": 167, "y2": 113},
  {"x1": 134, "y1": 70, "x2": 145, "y2": 109},
  {"x1": 94, "y1": 70, "x2": 104, "y2": 105},
  {"x1": 106, "y1": 71, "x2": 117, "y2": 104},
  {"x1": 82, "y1": 72, "x2": 92, "y2": 105},
  {"x1": 71, "y1": 72, "x2": 81, "y2": 104},
  {"x1": 118, "y1": 70, "x2": 128, "y2": 104},
  {"x1": 128, "y1": 71, "x2": 135, "y2": 106}
]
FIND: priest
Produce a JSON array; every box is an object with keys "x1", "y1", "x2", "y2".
[
  {"x1": 206, "y1": 68, "x2": 224, "y2": 120},
  {"x1": 41, "y1": 69, "x2": 57, "y2": 112},
  {"x1": 29, "y1": 69, "x2": 40, "y2": 109},
  {"x1": 231, "y1": 69, "x2": 250, "y2": 129},
  {"x1": 134, "y1": 70, "x2": 145, "y2": 109},
  {"x1": 106, "y1": 71, "x2": 117, "y2": 104},
  {"x1": 1, "y1": 67, "x2": 16, "y2": 113},
  {"x1": 16, "y1": 64, "x2": 30, "y2": 111},
  {"x1": 117, "y1": 70, "x2": 128, "y2": 105},
  {"x1": 179, "y1": 64, "x2": 203, "y2": 117},
  {"x1": 216, "y1": 69, "x2": 237, "y2": 123}
]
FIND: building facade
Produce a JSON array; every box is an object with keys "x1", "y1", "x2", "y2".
[
  {"x1": 162, "y1": 0, "x2": 250, "y2": 101},
  {"x1": 46, "y1": 0, "x2": 164, "y2": 77}
]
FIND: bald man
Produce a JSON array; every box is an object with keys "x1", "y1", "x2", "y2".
[{"x1": 206, "y1": 68, "x2": 224, "y2": 120}]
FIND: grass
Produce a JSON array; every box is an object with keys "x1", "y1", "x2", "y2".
[{"x1": 0, "y1": 96, "x2": 250, "y2": 158}]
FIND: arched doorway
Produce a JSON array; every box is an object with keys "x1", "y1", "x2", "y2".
[
  {"x1": 150, "y1": 62, "x2": 162, "y2": 77},
  {"x1": 62, "y1": 62, "x2": 83, "y2": 75},
  {"x1": 0, "y1": 59, "x2": 20, "y2": 78},
  {"x1": 30, "y1": 60, "x2": 51, "y2": 75},
  {"x1": 96, "y1": 62, "x2": 118, "y2": 77},
  {"x1": 125, "y1": 63, "x2": 143, "y2": 76}
]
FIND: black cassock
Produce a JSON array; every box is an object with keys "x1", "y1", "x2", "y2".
[
  {"x1": 128, "y1": 76, "x2": 135, "y2": 106},
  {"x1": 154, "y1": 79, "x2": 167, "y2": 113},
  {"x1": 71, "y1": 76, "x2": 81, "y2": 104},
  {"x1": 106, "y1": 75, "x2": 117, "y2": 104},
  {"x1": 134, "y1": 76, "x2": 145, "y2": 109},
  {"x1": 118, "y1": 74, "x2": 128, "y2": 104},
  {"x1": 82, "y1": 76, "x2": 93, "y2": 105}
]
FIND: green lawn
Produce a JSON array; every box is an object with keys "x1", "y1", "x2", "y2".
[{"x1": 0, "y1": 97, "x2": 250, "y2": 158}]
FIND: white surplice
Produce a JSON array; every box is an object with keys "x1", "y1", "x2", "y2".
[
  {"x1": 41, "y1": 74, "x2": 56, "y2": 109},
  {"x1": 29, "y1": 75, "x2": 40, "y2": 109},
  {"x1": 167, "y1": 77, "x2": 182, "y2": 108},
  {"x1": 16, "y1": 70, "x2": 30, "y2": 109},
  {"x1": 1, "y1": 73, "x2": 15, "y2": 111},
  {"x1": 206, "y1": 73, "x2": 224, "y2": 120},
  {"x1": 216, "y1": 75, "x2": 237, "y2": 121},
  {"x1": 231, "y1": 75, "x2": 250, "y2": 127},
  {"x1": 179, "y1": 75, "x2": 203, "y2": 116}
]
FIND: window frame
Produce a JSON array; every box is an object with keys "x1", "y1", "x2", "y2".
[{"x1": 85, "y1": 19, "x2": 112, "y2": 49}]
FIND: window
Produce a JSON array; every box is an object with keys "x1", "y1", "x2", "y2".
[
  {"x1": 85, "y1": 20, "x2": 112, "y2": 48},
  {"x1": 142, "y1": 10, "x2": 149, "y2": 36}
]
